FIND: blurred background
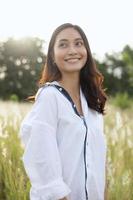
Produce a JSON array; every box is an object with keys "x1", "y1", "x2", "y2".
[{"x1": 0, "y1": 0, "x2": 133, "y2": 199}]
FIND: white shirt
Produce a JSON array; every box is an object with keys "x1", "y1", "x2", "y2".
[{"x1": 19, "y1": 81, "x2": 107, "y2": 200}]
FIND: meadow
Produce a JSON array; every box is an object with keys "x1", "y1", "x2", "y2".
[{"x1": 0, "y1": 100, "x2": 133, "y2": 200}]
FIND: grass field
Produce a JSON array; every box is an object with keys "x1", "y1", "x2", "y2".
[{"x1": 0, "y1": 100, "x2": 133, "y2": 200}]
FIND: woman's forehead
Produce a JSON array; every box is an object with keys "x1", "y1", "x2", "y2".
[{"x1": 55, "y1": 27, "x2": 83, "y2": 42}]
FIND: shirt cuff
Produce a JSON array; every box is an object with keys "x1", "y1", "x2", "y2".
[{"x1": 30, "y1": 178, "x2": 71, "y2": 200}]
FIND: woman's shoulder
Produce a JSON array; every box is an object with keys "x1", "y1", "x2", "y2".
[{"x1": 35, "y1": 81, "x2": 60, "y2": 101}]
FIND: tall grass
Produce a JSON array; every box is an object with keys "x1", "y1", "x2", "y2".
[
  {"x1": 105, "y1": 104, "x2": 133, "y2": 200},
  {"x1": 0, "y1": 101, "x2": 31, "y2": 200},
  {"x1": 0, "y1": 100, "x2": 133, "y2": 200}
]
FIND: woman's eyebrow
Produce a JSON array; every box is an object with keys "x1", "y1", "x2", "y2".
[
  {"x1": 58, "y1": 39, "x2": 68, "y2": 42},
  {"x1": 75, "y1": 38, "x2": 83, "y2": 41},
  {"x1": 58, "y1": 38, "x2": 83, "y2": 42}
]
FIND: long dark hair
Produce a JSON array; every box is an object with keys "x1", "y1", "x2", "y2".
[{"x1": 33, "y1": 23, "x2": 107, "y2": 114}]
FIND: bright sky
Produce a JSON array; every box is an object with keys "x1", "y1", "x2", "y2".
[{"x1": 0, "y1": 0, "x2": 133, "y2": 59}]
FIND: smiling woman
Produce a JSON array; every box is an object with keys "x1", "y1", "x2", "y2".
[
  {"x1": 19, "y1": 23, "x2": 107, "y2": 200},
  {"x1": 53, "y1": 28, "x2": 87, "y2": 75}
]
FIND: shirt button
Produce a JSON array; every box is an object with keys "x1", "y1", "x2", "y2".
[
  {"x1": 73, "y1": 104, "x2": 76, "y2": 107},
  {"x1": 86, "y1": 164, "x2": 89, "y2": 168},
  {"x1": 86, "y1": 142, "x2": 88, "y2": 146},
  {"x1": 59, "y1": 87, "x2": 62, "y2": 91}
]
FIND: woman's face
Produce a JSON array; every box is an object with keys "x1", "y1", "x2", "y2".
[{"x1": 53, "y1": 27, "x2": 87, "y2": 75}]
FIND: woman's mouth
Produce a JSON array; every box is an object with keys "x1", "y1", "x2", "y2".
[{"x1": 64, "y1": 57, "x2": 81, "y2": 63}]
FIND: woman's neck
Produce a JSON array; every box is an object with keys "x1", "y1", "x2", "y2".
[{"x1": 58, "y1": 76, "x2": 80, "y2": 100}]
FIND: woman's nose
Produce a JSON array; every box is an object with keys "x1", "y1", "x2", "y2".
[{"x1": 67, "y1": 45, "x2": 77, "y2": 55}]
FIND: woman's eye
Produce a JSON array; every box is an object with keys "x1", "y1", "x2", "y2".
[
  {"x1": 59, "y1": 43, "x2": 67, "y2": 48},
  {"x1": 75, "y1": 41, "x2": 83, "y2": 47}
]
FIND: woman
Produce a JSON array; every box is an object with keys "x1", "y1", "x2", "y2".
[{"x1": 19, "y1": 23, "x2": 107, "y2": 200}]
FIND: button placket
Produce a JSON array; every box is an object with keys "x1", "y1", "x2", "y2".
[
  {"x1": 86, "y1": 145, "x2": 93, "y2": 198},
  {"x1": 81, "y1": 116, "x2": 89, "y2": 200},
  {"x1": 86, "y1": 143, "x2": 92, "y2": 169},
  {"x1": 85, "y1": 131, "x2": 93, "y2": 197},
  {"x1": 45, "y1": 83, "x2": 90, "y2": 199}
]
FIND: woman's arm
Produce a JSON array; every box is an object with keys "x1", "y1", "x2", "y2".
[{"x1": 20, "y1": 87, "x2": 71, "y2": 200}]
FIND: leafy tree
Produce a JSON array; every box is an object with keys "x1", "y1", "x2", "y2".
[
  {"x1": 0, "y1": 37, "x2": 46, "y2": 100},
  {"x1": 95, "y1": 45, "x2": 133, "y2": 97}
]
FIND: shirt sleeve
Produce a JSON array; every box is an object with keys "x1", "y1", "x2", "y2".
[{"x1": 19, "y1": 86, "x2": 71, "y2": 200}]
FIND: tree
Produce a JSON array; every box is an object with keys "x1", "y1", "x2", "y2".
[
  {"x1": 95, "y1": 45, "x2": 133, "y2": 97},
  {"x1": 0, "y1": 37, "x2": 46, "y2": 100}
]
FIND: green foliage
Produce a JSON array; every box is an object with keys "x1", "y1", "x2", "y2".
[
  {"x1": 96, "y1": 45, "x2": 133, "y2": 97},
  {"x1": 9, "y1": 94, "x2": 19, "y2": 102},
  {"x1": 0, "y1": 37, "x2": 46, "y2": 100},
  {"x1": 110, "y1": 93, "x2": 132, "y2": 109}
]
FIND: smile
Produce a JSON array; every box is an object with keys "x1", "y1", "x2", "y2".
[{"x1": 64, "y1": 58, "x2": 81, "y2": 62}]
